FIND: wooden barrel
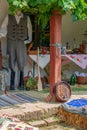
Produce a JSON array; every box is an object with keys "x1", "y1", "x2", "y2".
[{"x1": 53, "y1": 81, "x2": 71, "y2": 102}]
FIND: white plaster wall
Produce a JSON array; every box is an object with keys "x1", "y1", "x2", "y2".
[
  {"x1": 0, "y1": 0, "x2": 9, "y2": 55},
  {"x1": 62, "y1": 12, "x2": 87, "y2": 49},
  {"x1": 0, "y1": 0, "x2": 9, "y2": 25}
]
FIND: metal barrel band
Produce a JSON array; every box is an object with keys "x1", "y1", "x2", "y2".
[{"x1": 50, "y1": 43, "x2": 62, "y2": 48}]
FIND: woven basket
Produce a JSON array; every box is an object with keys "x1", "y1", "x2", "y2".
[{"x1": 76, "y1": 76, "x2": 87, "y2": 84}]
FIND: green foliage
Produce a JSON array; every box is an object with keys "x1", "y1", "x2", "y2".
[
  {"x1": 72, "y1": 85, "x2": 87, "y2": 92},
  {"x1": 71, "y1": 0, "x2": 87, "y2": 21},
  {"x1": 7, "y1": 0, "x2": 29, "y2": 15},
  {"x1": 7, "y1": 0, "x2": 87, "y2": 28},
  {"x1": 26, "y1": 77, "x2": 37, "y2": 89}
]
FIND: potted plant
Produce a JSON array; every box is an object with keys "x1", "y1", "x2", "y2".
[{"x1": 25, "y1": 77, "x2": 37, "y2": 90}]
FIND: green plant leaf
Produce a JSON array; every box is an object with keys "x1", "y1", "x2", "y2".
[
  {"x1": 7, "y1": 0, "x2": 87, "y2": 29},
  {"x1": 26, "y1": 77, "x2": 37, "y2": 88}
]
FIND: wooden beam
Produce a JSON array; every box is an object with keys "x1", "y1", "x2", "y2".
[{"x1": 50, "y1": 10, "x2": 62, "y2": 99}]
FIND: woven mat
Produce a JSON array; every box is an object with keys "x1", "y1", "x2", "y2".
[{"x1": 0, "y1": 93, "x2": 38, "y2": 108}]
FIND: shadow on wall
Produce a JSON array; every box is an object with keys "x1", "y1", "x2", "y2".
[{"x1": 62, "y1": 62, "x2": 87, "y2": 81}]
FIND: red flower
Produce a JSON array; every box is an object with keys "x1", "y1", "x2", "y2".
[
  {"x1": 25, "y1": 127, "x2": 33, "y2": 130},
  {"x1": 77, "y1": 58, "x2": 80, "y2": 62},
  {"x1": 14, "y1": 128, "x2": 21, "y2": 130},
  {"x1": 70, "y1": 55, "x2": 75, "y2": 58}
]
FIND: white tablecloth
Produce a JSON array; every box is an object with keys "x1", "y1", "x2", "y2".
[
  {"x1": 29, "y1": 54, "x2": 50, "y2": 69},
  {"x1": 29, "y1": 54, "x2": 87, "y2": 69},
  {"x1": 62, "y1": 54, "x2": 87, "y2": 69}
]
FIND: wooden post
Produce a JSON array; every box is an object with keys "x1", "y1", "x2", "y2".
[
  {"x1": 0, "y1": 38, "x2": 2, "y2": 70},
  {"x1": 50, "y1": 10, "x2": 62, "y2": 99}
]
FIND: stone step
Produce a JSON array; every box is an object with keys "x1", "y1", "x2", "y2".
[
  {"x1": 28, "y1": 118, "x2": 79, "y2": 130},
  {"x1": 28, "y1": 116, "x2": 60, "y2": 128},
  {"x1": 39, "y1": 124, "x2": 77, "y2": 130},
  {"x1": 0, "y1": 102, "x2": 61, "y2": 121}
]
